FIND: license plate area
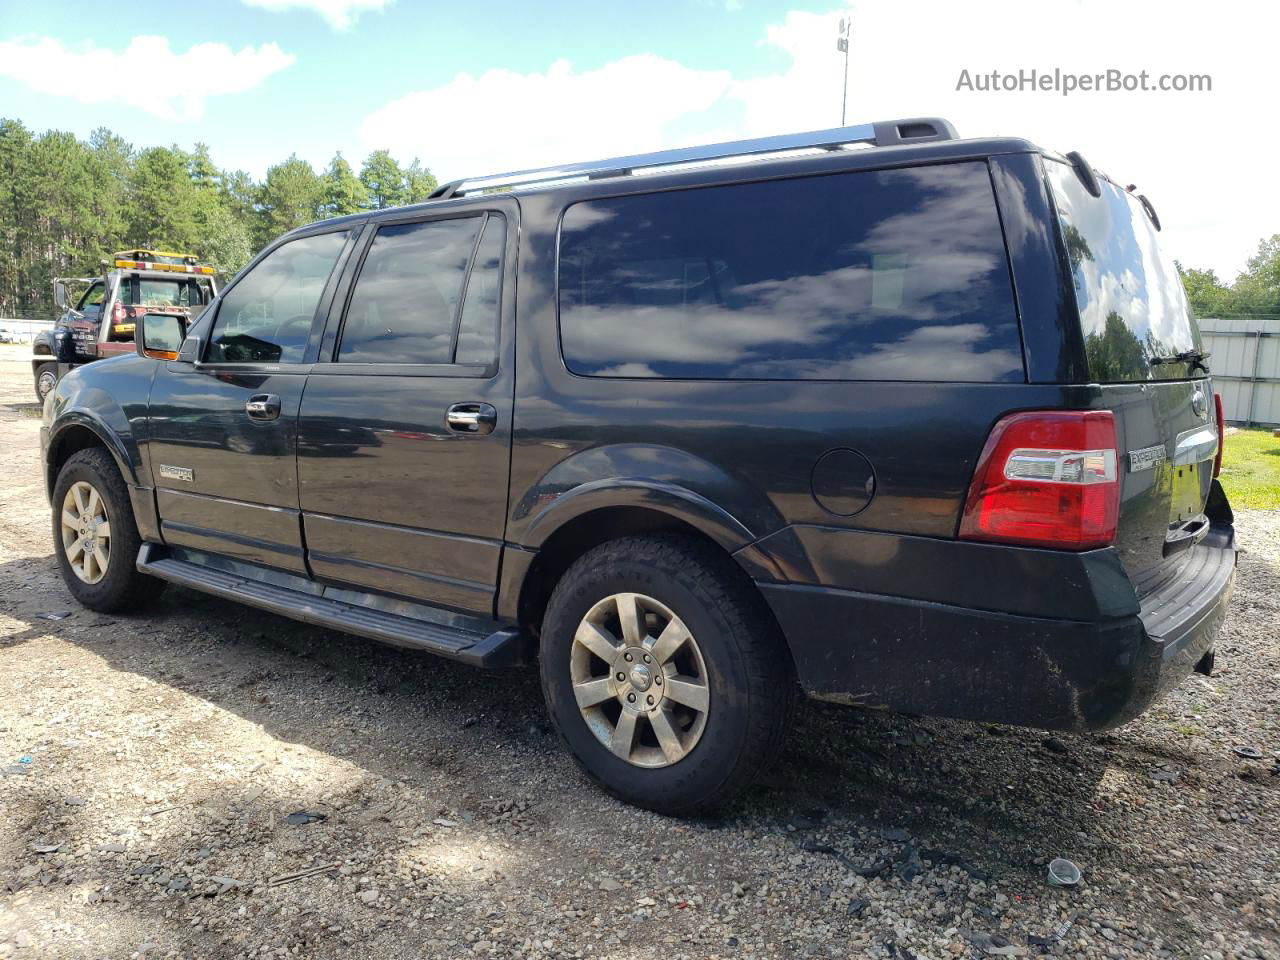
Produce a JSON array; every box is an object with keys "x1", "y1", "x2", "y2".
[{"x1": 1169, "y1": 460, "x2": 1206, "y2": 523}]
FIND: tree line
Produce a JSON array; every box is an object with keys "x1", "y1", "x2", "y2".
[
  {"x1": 2, "y1": 115, "x2": 1277, "y2": 324},
  {"x1": 1180, "y1": 237, "x2": 1280, "y2": 320},
  {"x1": 0, "y1": 118, "x2": 438, "y2": 319}
]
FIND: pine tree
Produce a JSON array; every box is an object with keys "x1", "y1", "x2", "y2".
[
  {"x1": 259, "y1": 154, "x2": 325, "y2": 242},
  {"x1": 360, "y1": 149, "x2": 407, "y2": 209},
  {"x1": 404, "y1": 159, "x2": 438, "y2": 204},
  {"x1": 322, "y1": 153, "x2": 368, "y2": 216}
]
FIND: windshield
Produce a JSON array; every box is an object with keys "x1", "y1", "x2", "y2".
[{"x1": 1045, "y1": 158, "x2": 1203, "y2": 381}]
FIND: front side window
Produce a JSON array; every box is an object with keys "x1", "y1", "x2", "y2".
[
  {"x1": 77, "y1": 282, "x2": 105, "y2": 314},
  {"x1": 207, "y1": 231, "x2": 348, "y2": 364},
  {"x1": 558, "y1": 162, "x2": 1023, "y2": 382},
  {"x1": 338, "y1": 216, "x2": 491, "y2": 365}
]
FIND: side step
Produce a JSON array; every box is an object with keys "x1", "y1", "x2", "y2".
[{"x1": 137, "y1": 545, "x2": 526, "y2": 668}]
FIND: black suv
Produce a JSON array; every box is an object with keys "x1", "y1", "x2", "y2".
[{"x1": 42, "y1": 118, "x2": 1235, "y2": 813}]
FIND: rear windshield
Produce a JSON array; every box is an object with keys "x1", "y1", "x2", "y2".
[
  {"x1": 1045, "y1": 159, "x2": 1202, "y2": 381},
  {"x1": 129, "y1": 277, "x2": 212, "y2": 308}
]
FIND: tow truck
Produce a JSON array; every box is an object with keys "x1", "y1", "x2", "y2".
[{"x1": 34, "y1": 250, "x2": 217, "y2": 402}]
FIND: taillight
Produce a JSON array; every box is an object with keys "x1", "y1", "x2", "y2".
[
  {"x1": 111, "y1": 301, "x2": 126, "y2": 326},
  {"x1": 959, "y1": 411, "x2": 1120, "y2": 550},
  {"x1": 1213, "y1": 393, "x2": 1224, "y2": 478}
]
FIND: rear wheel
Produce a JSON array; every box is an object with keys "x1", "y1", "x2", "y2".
[
  {"x1": 52, "y1": 448, "x2": 165, "y2": 612},
  {"x1": 540, "y1": 534, "x2": 796, "y2": 814},
  {"x1": 34, "y1": 362, "x2": 57, "y2": 403}
]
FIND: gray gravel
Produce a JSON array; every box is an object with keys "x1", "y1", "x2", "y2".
[{"x1": 1, "y1": 344, "x2": 1277, "y2": 959}]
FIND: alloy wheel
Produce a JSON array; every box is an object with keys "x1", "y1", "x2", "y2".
[
  {"x1": 60, "y1": 480, "x2": 111, "y2": 584},
  {"x1": 569, "y1": 592, "x2": 711, "y2": 768}
]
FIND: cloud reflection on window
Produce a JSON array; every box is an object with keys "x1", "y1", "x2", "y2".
[{"x1": 558, "y1": 162, "x2": 1023, "y2": 382}]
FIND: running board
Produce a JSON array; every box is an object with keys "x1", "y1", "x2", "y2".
[{"x1": 137, "y1": 544, "x2": 526, "y2": 668}]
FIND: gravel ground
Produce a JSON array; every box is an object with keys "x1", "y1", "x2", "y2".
[{"x1": 0, "y1": 342, "x2": 1277, "y2": 960}]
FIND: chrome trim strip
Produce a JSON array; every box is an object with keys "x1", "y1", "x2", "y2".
[{"x1": 1173, "y1": 426, "x2": 1218, "y2": 467}]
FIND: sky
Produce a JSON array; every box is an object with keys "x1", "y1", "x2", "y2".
[{"x1": 0, "y1": 0, "x2": 1274, "y2": 281}]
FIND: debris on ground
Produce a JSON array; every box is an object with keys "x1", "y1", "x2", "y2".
[
  {"x1": 1046, "y1": 857, "x2": 1082, "y2": 887},
  {"x1": 283, "y1": 810, "x2": 327, "y2": 825}
]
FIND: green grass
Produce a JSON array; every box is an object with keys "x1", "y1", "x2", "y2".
[{"x1": 1219, "y1": 427, "x2": 1280, "y2": 510}]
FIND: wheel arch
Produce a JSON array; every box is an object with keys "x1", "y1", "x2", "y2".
[
  {"x1": 46, "y1": 417, "x2": 136, "y2": 499},
  {"x1": 508, "y1": 500, "x2": 786, "y2": 643}
]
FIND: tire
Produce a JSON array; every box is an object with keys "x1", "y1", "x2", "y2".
[
  {"x1": 34, "y1": 362, "x2": 57, "y2": 403},
  {"x1": 51, "y1": 448, "x2": 166, "y2": 613},
  {"x1": 540, "y1": 534, "x2": 796, "y2": 814}
]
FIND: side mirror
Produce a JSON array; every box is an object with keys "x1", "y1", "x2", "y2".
[
  {"x1": 53, "y1": 281, "x2": 68, "y2": 310},
  {"x1": 137, "y1": 313, "x2": 188, "y2": 361}
]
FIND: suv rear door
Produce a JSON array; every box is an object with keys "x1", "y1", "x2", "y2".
[
  {"x1": 296, "y1": 199, "x2": 517, "y2": 616},
  {"x1": 1044, "y1": 159, "x2": 1220, "y2": 585},
  {"x1": 146, "y1": 228, "x2": 355, "y2": 573}
]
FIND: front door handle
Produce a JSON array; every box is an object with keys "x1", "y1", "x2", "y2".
[
  {"x1": 245, "y1": 394, "x2": 281, "y2": 421},
  {"x1": 446, "y1": 402, "x2": 497, "y2": 435}
]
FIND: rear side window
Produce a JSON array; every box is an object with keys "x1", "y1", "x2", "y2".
[
  {"x1": 1045, "y1": 160, "x2": 1201, "y2": 381},
  {"x1": 337, "y1": 213, "x2": 504, "y2": 367},
  {"x1": 558, "y1": 162, "x2": 1023, "y2": 381}
]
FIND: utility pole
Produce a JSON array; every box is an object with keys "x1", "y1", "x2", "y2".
[{"x1": 837, "y1": 16, "x2": 851, "y2": 126}]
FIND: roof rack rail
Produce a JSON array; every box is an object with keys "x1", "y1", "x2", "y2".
[{"x1": 427, "y1": 117, "x2": 957, "y2": 200}]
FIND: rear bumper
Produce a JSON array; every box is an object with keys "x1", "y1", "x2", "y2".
[{"x1": 757, "y1": 524, "x2": 1236, "y2": 732}]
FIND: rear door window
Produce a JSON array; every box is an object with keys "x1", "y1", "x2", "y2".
[
  {"x1": 337, "y1": 213, "x2": 504, "y2": 368},
  {"x1": 1045, "y1": 160, "x2": 1202, "y2": 381},
  {"x1": 557, "y1": 162, "x2": 1023, "y2": 382}
]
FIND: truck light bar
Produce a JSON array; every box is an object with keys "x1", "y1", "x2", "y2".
[
  {"x1": 428, "y1": 117, "x2": 958, "y2": 200},
  {"x1": 113, "y1": 258, "x2": 215, "y2": 275}
]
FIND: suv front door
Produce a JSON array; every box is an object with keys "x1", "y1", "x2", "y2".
[
  {"x1": 146, "y1": 228, "x2": 356, "y2": 573},
  {"x1": 297, "y1": 201, "x2": 516, "y2": 615}
]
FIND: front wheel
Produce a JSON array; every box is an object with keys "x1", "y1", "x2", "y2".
[
  {"x1": 52, "y1": 448, "x2": 165, "y2": 612},
  {"x1": 540, "y1": 535, "x2": 796, "y2": 814},
  {"x1": 34, "y1": 362, "x2": 57, "y2": 403}
]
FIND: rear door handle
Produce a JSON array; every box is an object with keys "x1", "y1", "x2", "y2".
[
  {"x1": 245, "y1": 394, "x2": 281, "y2": 421},
  {"x1": 446, "y1": 402, "x2": 497, "y2": 435}
]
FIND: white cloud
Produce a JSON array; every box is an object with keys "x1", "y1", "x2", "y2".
[
  {"x1": 241, "y1": 0, "x2": 391, "y2": 30},
  {"x1": 359, "y1": 55, "x2": 732, "y2": 181},
  {"x1": 359, "y1": 0, "x2": 1275, "y2": 280},
  {"x1": 0, "y1": 36, "x2": 294, "y2": 120}
]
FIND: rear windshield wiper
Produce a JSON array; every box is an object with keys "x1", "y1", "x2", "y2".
[{"x1": 1150, "y1": 350, "x2": 1210, "y2": 374}]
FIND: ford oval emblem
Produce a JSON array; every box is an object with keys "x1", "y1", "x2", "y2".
[{"x1": 1191, "y1": 388, "x2": 1207, "y2": 419}]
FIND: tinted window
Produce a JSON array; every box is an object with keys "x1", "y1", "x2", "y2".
[
  {"x1": 207, "y1": 231, "x2": 348, "y2": 364},
  {"x1": 455, "y1": 215, "x2": 505, "y2": 366},
  {"x1": 1046, "y1": 160, "x2": 1201, "y2": 382},
  {"x1": 339, "y1": 217, "x2": 482, "y2": 365},
  {"x1": 558, "y1": 163, "x2": 1022, "y2": 381}
]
